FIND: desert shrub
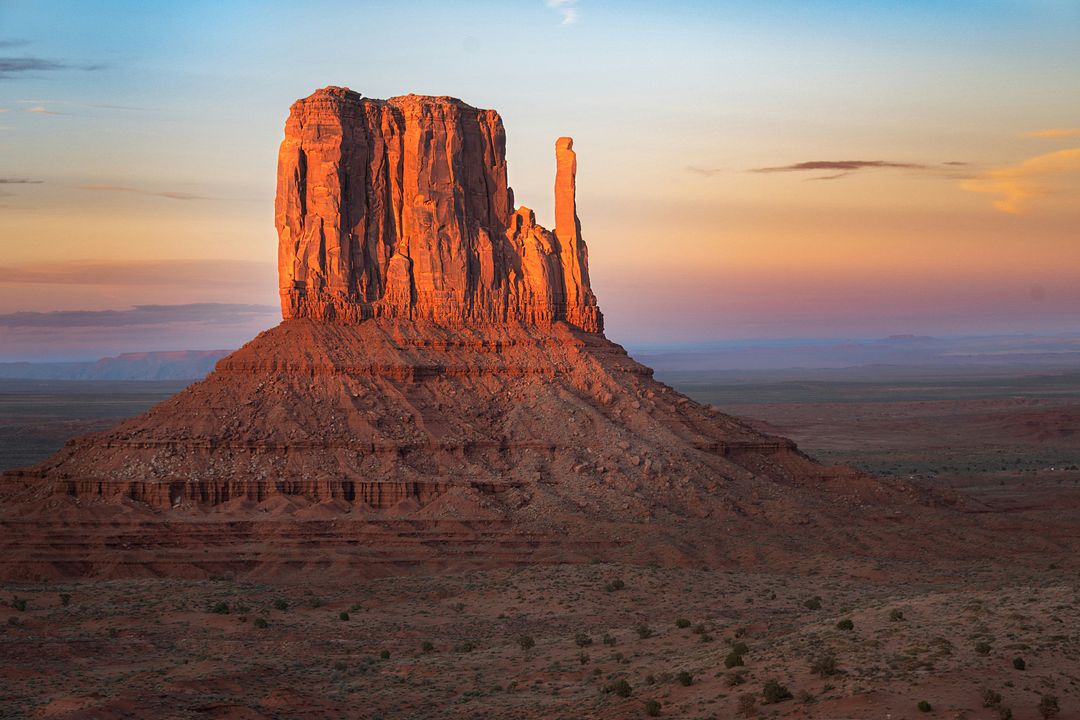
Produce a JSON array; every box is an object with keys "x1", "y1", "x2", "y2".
[
  {"x1": 889, "y1": 608, "x2": 904, "y2": 621},
  {"x1": 636, "y1": 624, "x2": 653, "y2": 639},
  {"x1": 675, "y1": 618, "x2": 691, "y2": 629},
  {"x1": 575, "y1": 632, "x2": 593, "y2": 647},
  {"x1": 60, "y1": 593, "x2": 72, "y2": 607},
  {"x1": 579, "y1": 652, "x2": 589, "y2": 665},
  {"x1": 737, "y1": 693, "x2": 756, "y2": 717},
  {"x1": 982, "y1": 688, "x2": 1003, "y2": 708},
  {"x1": 348, "y1": 603, "x2": 362, "y2": 613},
  {"x1": 338, "y1": 611, "x2": 350, "y2": 621},
  {"x1": 998, "y1": 708, "x2": 1014, "y2": 720},
  {"x1": 11, "y1": 597, "x2": 28, "y2": 612},
  {"x1": 1039, "y1": 695, "x2": 1060, "y2": 719},
  {"x1": 810, "y1": 654, "x2": 839, "y2": 677},
  {"x1": 803, "y1": 596, "x2": 822, "y2": 610},
  {"x1": 836, "y1": 619, "x2": 854, "y2": 631},
  {"x1": 379, "y1": 650, "x2": 390, "y2": 660},
  {"x1": 730, "y1": 641, "x2": 749, "y2": 656},
  {"x1": 726, "y1": 671, "x2": 746, "y2": 687},
  {"x1": 455, "y1": 641, "x2": 475, "y2": 653},
  {"x1": 450, "y1": 602, "x2": 465, "y2": 612},
  {"x1": 421, "y1": 641, "x2": 434, "y2": 653},
  {"x1": 210, "y1": 601, "x2": 229, "y2": 615},
  {"x1": 254, "y1": 617, "x2": 268, "y2": 629},
  {"x1": 645, "y1": 674, "x2": 656, "y2": 684},
  {"x1": 692, "y1": 623, "x2": 706, "y2": 635},
  {"x1": 517, "y1": 635, "x2": 535, "y2": 651},
  {"x1": 762, "y1": 679, "x2": 793, "y2": 704},
  {"x1": 333, "y1": 660, "x2": 347, "y2": 672},
  {"x1": 975, "y1": 641, "x2": 992, "y2": 655},
  {"x1": 604, "y1": 679, "x2": 632, "y2": 698},
  {"x1": 7, "y1": 617, "x2": 18, "y2": 626},
  {"x1": 797, "y1": 690, "x2": 816, "y2": 704},
  {"x1": 605, "y1": 579, "x2": 625, "y2": 592},
  {"x1": 699, "y1": 632, "x2": 714, "y2": 643},
  {"x1": 676, "y1": 671, "x2": 693, "y2": 686},
  {"x1": 644, "y1": 698, "x2": 662, "y2": 716},
  {"x1": 917, "y1": 700, "x2": 932, "y2": 712},
  {"x1": 602, "y1": 633, "x2": 617, "y2": 646},
  {"x1": 273, "y1": 598, "x2": 288, "y2": 611},
  {"x1": 1013, "y1": 657, "x2": 1026, "y2": 670},
  {"x1": 724, "y1": 650, "x2": 745, "y2": 668}
]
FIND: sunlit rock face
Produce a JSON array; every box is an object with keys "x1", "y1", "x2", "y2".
[{"x1": 276, "y1": 86, "x2": 602, "y2": 332}]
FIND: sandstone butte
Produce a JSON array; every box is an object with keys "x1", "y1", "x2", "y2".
[{"x1": 0, "y1": 88, "x2": 941, "y2": 581}]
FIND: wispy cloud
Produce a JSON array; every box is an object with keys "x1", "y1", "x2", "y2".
[
  {"x1": 1025, "y1": 128, "x2": 1080, "y2": 139},
  {"x1": 78, "y1": 184, "x2": 207, "y2": 201},
  {"x1": 0, "y1": 178, "x2": 42, "y2": 184},
  {"x1": 0, "y1": 259, "x2": 276, "y2": 290},
  {"x1": 0, "y1": 303, "x2": 277, "y2": 329},
  {"x1": 546, "y1": 0, "x2": 579, "y2": 25},
  {"x1": 685, "y1": 165, "x2": 724, "y2": 178},
  {"x1": 0, "y1": 56, "x2": 104, "y2": 80},
  {"x1": 25, "y1": 105, "x2": 61, "y2": 115},
  {"x1": 752, "y1": 160, "x2": 928, "y2": 174},
  {"x1": 961, "y1": 148, "x2": 1080, "y2": 214}
]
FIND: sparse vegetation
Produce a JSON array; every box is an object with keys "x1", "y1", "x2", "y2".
[
  {"x1": 517, "y1": 635, "x2": 535, "y2": 652},
  {"x1": 676, "y1": 671, "x2": 692, "y2": 686},
  {"x1": 575, "y1": 632, "x2": 593, "y2": 647},
  {"x1": 836, "y1": 618, "x2": 854, "y2": 631},
  {"x1": 889, "y1": 608, "x2": 904, "y2": 621},
  {"x1": 339, "y1": 611, "x2": 350, "y2": 621},
  {"x1": 604, "y1": 579, "x2": 625, "y2": 593},
  {"x1": 810, "y1": 653, "x2": 839, "y2": 677},
  {"x1": 918, "y1": 700, "x2": 932, "y2": 712},
  {"x1": 254, "y1": 617, "x2": 268, "y2": 629},
  {"x1": 975, "y1": 640, "x2": 992, "y2": 655},
  {"x1": 725, "y1": 650, "x2": 745, "y2": 668},
  {"x1": 210, "y1": 601, "x2": 229, "y2": 615},
  {"x1": 644, "y1": 698, "x2": 661, "y2": 716},
  {"x1": 1038, "y1": 694, "x2": 1060, "y2": 719},
  {"x1": 803, "y1": 596, "x2": 822, "y2": 610},
  {"x1": 737, "y1": 693, "x2": 756, "y2": 717},
  {"x1": 604, "y1": 679, "x2": 632, "y2": 698},
  {"x1": 675, "y1": 618, "x2": 690, "y2": 628},
  {"x1": 1013, "y1": 656, "x2": 1026, "y2": 670},
  {"x1": 762, "y1": 679, "x2": 792, "y2": 704},
  {"x1": 273, "y1": 598, "x2": 288, "y2": 611},
  {"x1": 636, "y1": 624, "x2": 653, "y2": 639}
]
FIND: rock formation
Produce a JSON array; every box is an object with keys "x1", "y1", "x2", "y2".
[
  {"x1": 0, "y1": 87, "x2": 922, "y2": 581},
  {"x1": 276, "y1": 87, "x2": 601, "y2": 332}
]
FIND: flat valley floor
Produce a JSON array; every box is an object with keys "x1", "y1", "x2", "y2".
[{"x1": 2, "y1": 368, "x2": 1079, "y2": 719}]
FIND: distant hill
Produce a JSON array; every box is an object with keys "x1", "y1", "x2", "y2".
[{"x1": 0, "y1": 350, "x2": 231, "y2": 381}]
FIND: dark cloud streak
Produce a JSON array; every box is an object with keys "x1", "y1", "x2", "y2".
[
  {"x1": 0, "y1": 304, "x2": 278, "y2": 329},
  {"x1": 0, "y1": 56, "x2": 106, "y2": 79},
  {"x1": 752, "y1": 160, "x2": 928, "y2": 173}
]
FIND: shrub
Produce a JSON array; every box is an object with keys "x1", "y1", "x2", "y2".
[
  {"x1": 11, "y1": 597, "x2": 28, "y2": 612},
  {"x1": 517, "y1": 635, "x2": 535, "y2": 651},
  {"x1": 797, "y1": 690, "x2": 816, "y2": 704},
  {"x1": 975, "y1": 641, "x2": 992, "y2": 655},
  {"x1": 726, "y1": 671, "x2": 746, "y2": 687},
  {"x1": 692, "y1": 623, "x2": 706, "y2": 635},
  {"x1": 699, "y1": 632, "x2": 714, "y2": 643},
  {"x1": 273, "y1": 598, "x2": 288, "y2": 611},
  {"x1": 836, "y1": 619, "x2": 854, "y2": 631},
  {"x1": 918, "y1": 700, "x2": 932, "y2": 712},
  {"x1": 333, "y1": 660, "x2": 347, "y2": 672},
  {"x1": 605, "y1": 579, "x2": 626, "y2": 592},
  {"x1": 7, "y1": 617, "x2": 18, "y2": 627},
  {"x1": 210, "y1": 601, "x2": 229, "y2": 615},
  {"x1": 1013, "y1": 657, "x2": 1026, "y2": 670},
  {"x1": 456, "y1": 641, "x2": 475, "y2": 653},
  {"x1": 636, "y1": 624, "x2": 653, "y2": 639},
  {"x1": 730, "y1": 641, "x2": 749, "y2": 656},
  {"x1": 644, "y1": 698, "x2": 662, "y2": 716},
  {"x1": 762, "y1": 679, "x2": 793, "y2": 704},
  {"x1": 810, "y1": 654, "x2": 839, "y2": 677},
  {"x1": 889, "y1": 608, "x2": 904, "y2": 621},
  {"x1": 676, "y1": 671, "x2": 693, "y2": 686},
  {"x1": 803, "y1": 596, "x2": 822, "y2": 610},
  {"x1": 254, "y1": 617, "x2": 268, "y2": 629},
  {"x1": 675, "y1": 618, "x2": 691, "y2": 629},
  {"x1": 421, "y1": 641, "x2": 434, "y2": 653},
  {"x1": 60, "y1": 593, "x2": 72, "y2": 607},
  {"x1": 379, "y1": 650, "x2": 390, "y2": 660},
  {"x1": 724, "y1": 650, "x2": 745, "y2": 668},
  {"x1": 575, "y1": 632, "x2": 593, "y2": 647},
  {"x1": 604, "y1": 679, "x2": 632, "y2": 698},
  {"x1": 339, "y1": 611, "x2": 350, "y2": 621},
  {"x1": 602, "y1": 633, "x2": 617, "y2": 646},
  {"x1": 1039, "y1": 695, "x2": 1060, "y2": 719},
  {"x1": 579, "y1": 652, "x2": 589, "y2": 665}
]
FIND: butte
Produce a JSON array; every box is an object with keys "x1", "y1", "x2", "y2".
[{"x1": 0, "y1": 88, "x2": 931, "y2": 580}]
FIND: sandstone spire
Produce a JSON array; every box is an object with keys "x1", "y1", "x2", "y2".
[
  {"x1": 554, "y1": 136, "x2": 597, "y2": 331},
  {"x1": 276, "y1": 87, "x2": 602, "y2": 332}
]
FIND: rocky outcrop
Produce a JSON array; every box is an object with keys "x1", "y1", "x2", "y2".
[{"x1": 277, "y1": 87, "x2": 602, "y2": 332}]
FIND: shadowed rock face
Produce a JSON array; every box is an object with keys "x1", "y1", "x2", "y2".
[{"x1": 276, "y1": 86, "x2": 602, "y2": 332}]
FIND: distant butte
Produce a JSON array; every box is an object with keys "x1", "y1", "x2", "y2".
[{"x1": 0, "y1": 87, "x2": 926, "y2": 581}]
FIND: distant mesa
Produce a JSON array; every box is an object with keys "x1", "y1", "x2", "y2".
[{"x1": 277, "y1": 87, "x2": 601, "y2": 332}]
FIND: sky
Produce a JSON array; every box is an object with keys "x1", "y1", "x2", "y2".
[{"x1": 0, "y1": 0, "x2": 1079, "y2": 360}]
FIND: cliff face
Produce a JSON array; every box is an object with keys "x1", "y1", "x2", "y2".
[{"x1": 276, "y1": 87, "x2": 602, "y2": 332}]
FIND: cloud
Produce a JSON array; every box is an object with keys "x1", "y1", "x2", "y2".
[
  {"x1": 751, "y1": 160, "x2": 928, "y2": 174},
  {"x1": 0, "y1": 259, "x2": 275, "y2": 289},
  {"x1": 546, "y1": 0, "x2": 579, "y2": 25},
  {"x1": 0, "y1": 303, "x2": 277, "y2": 329},
  {"x1": 0, "y1": 108, "x2": 8, "y2": 113},
  {"x1": 685, "y1": 165, "x2": 724, "y2": 177},
  {"x1": 25, "y1": 105, "x2": 61, "y2": 115},
  {"x1": 77, "y1": 184, "x2": 207, "y2": 201},
  {"x1": 1026, "y1": 128, "x2": 1080, "y2": 139},
  {"x1": 0, "y1": 56, "x2": 105, "y2": 80},
  {"x1": 0, "y1": 178, "x2": 42, "y2": 184},
  {"x1": 960, "y1": 147, "x2": 1080, "y2": 214}
]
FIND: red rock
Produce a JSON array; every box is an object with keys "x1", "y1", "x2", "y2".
[{"x1": 277, "y1": 87, "x2": 602, "y2": 332}]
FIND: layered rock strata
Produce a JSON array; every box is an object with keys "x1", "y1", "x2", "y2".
[{"x1": 276, "y1": 87, "x2": 601, "y2": 331}]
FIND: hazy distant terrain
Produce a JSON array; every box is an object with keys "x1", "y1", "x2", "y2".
[{"x1": 0, "y1": 350, "x2": 229, "y2": 381}]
